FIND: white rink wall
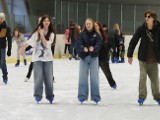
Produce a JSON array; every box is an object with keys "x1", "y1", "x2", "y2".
[{"x1": 8, "y1": 35, "x2": 140, "y2": 59}]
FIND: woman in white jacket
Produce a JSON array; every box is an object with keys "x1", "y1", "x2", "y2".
[{"x1": 19, "y1": 15, "x2": 56, "y2": 104}]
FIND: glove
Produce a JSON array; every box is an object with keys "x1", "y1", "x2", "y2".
[{"x1": 7, "y1": 50, "x2": 11, "y2": 56}]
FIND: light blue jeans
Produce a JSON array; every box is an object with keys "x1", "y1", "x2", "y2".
[
  {"x1": 33, "y1": 61, "x2": 54, "y2": 99},
  {"x1": 78, "y1": 56, "x2": 101, "y2": 101}
]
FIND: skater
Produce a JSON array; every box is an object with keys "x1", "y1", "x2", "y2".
[
  {"x1": 63, "y1": 29, "x2": 71, "y2": 57},
  {"x1": 0, "y1": 13, "x2": 12, "y2": 84},
  {"x1": 114, "y1": 24, "x2": 125, "y2": 63},
  {"x1": 19, "y1": 14, "x2": 56, "y2": 103},
  {"x1": 12, "y1": 28, "x2": 27, "y2": 67},
  {"x1": 24, "y1": 16, "x2": 55, "y2": 82},
  {"x1": 94, "y1": 22, "x2": 117, "y2": 89},
  {"x1": 127, "y1": 10, "x2": 160, "y2": 105},
  {"x1": 69, "y1": 20, "x2": 80, "y2": 60},
  {"x1": 77, "y1": 18, "x2": 102, "y2": 104},
  {"x1": 107, "y1": 25, "x2": 117, "y2": 63}
]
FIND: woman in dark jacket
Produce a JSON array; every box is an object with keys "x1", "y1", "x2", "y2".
[
  {"x1": 127, "y1": 10, "x2": 160, "y2": 105},
  {"x1": 94, "y1": 22, "x2": 117, "y2": 89},
  {"x1": 77, "y1": 18, "x2": 102, "y2": 104}
]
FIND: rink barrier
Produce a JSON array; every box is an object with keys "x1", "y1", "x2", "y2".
[{"x1": 6, "y1": 34, "x2": 139, "y2": 63}]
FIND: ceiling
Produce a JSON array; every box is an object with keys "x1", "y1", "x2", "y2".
[{"x1": 64, "y1": 0, "x2": 160, "y2": 5}]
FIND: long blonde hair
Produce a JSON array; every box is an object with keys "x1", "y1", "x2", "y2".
[
  {"x1": 113, "y1": 23, "x2": 121, "y2": 35},
  {"x1": 82, "y1": 18, "x2": 101, "y2": 35}
]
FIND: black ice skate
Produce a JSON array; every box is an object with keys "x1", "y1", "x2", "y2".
[
  {"x1": 15, "y1": 60, "x2": 20, "y2": 67},
  {"x1": 35, "y1": 97, "x2": 41, "y2": 103}
]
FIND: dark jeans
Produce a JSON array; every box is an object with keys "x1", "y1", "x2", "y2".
[
  {"x1": 0, "y1": 49, "x2": 8, "y2": 80},
  {"x1": 99, "y1": 60, "x2": 116, "y2": 87},
  {"x1": 64, "y1": 44, "x2": 71, "y2": 54},
  {"x1": 70, "y1": 41, "x2": 79, "y2": 58}
]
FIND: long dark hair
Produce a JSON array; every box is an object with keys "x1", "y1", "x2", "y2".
[
  {"x1": 30, "y1": 15, "x2": 56, "y2": 45},
  {"x1": 95, "y1": 21, "x2": 108, "y2": 43}
]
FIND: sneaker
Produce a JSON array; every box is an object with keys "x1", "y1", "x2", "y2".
[
  {"x1": 47, "y1": 98, "x2": 54, "y2": 104},
  {"x1": 79, "y1": 98, "x2": 85, "y2": 103},
  {"x1": 156, "y1": 99, "x2": 160, "y2": 105},
  {"x1": 35, "y1": 97, "x2": 41, "y2": 103},
  {"x1": 138, "y1": 98, "x2": 144, "y2": 105},
  {"x1": 94, "y1": 98, "x2": 100, "y2": 104},
  {"x1": 24, "y1": 77, "x2": 29, "y2": 82},
  {"x1": 3, "y1": 79, "x2": 8, "y2": 84}
]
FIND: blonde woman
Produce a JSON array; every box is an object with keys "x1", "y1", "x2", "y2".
[{"x1": 77, "y1": 18, "x2": 102, "y2": 104}]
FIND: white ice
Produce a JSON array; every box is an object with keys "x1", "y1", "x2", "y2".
[{"x1": 0, "y1": 58, "x2": 160, "y2": 120}]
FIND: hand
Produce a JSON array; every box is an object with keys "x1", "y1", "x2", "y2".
[
  {"x1": 84, "y1": 47, "x2": 88, "y2": 52},
  {"x1": 7, "y1": 50, "x2": 11, "y2": 56},
  {"x1": 89, "y1": 46, "x2": 94, "y2": 52},
  {"x1": 128, "y1": 57, "x2": 133, "y2": 65},
  {"x1": 38, "y1": 27, "x2": 44, "y2": 36}
]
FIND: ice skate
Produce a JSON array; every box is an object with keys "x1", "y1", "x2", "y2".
[
  {"x1": 3, "y1": 79, "x2": 8, "y2": 84},
  {"x1": 94, "y1": 98, "x2": 100, "y2": 104},
  {"x1": 24, "y1": 77, "x2": 29, "y2": 82},
  {"x1": 15, "y1": 60, "x2": 20, "y2": 67},
  {"x1": 35, "y1": 98, "x2": 41, "y2": 103},
  {"x1": 111, "y1": 84, "x2": 117, "y2": 89},
  {"x1": 155, "y1": 99, "x2": 160, "y2": 105},
  {"x1": 47, "y1": 98, "x2": 53, "y2": 104},
  {"x1": 138, "y1": 98, "x2": 144, "y2": 105},
  {"x1": 79, "y1": 98, "x2": 85, "y2": 104}
]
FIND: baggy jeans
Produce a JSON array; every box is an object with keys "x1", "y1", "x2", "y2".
[
  {"x1": 78, "y1": 56, "x2": 101, "y2": 101},
  {"x1": 33, "y1": 61, "x2": 54, "y2": 99}
]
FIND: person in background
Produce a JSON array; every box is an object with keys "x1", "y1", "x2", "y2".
[
  {"x1": 0, "y1": 13, "x2": 12, "y2": 84},
  {"x1": 63, "y1": 29, "x2": 71, "y2": 57},
  {"x1": 77, "y1": 18, "x2": 102, "y2": 104},
  {"x1": 114, "y1": 23, "x2": 125, "y2": 63},
  {"x1": 127, "y1": 10, "x2": 160, "y2": 105},
  {"x1": 69, "y1": 20, "x2": 80, "y2": 60},
  {"x1": 19, "y1": 15, "x2": 56, "y2": 104},
  {"x1": 95, "y1": 22, "x2": 117, "y2": 89},
  {"x1": 12, "y1": 28, "x2": 27, "y2": 67},
  {"x1": 107, "y1": 25, "x2": 117, "y2": 63}
]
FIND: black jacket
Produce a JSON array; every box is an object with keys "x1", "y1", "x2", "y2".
[
  {"x1": 127, "y1": 21, "x2": 160, "y2": 62},
  {"x1": 0, "y1": 21, "x2": 12, "y2": 51},
  {"x1": 78, "y1": 30, "x2": 102, "y2": 59}
]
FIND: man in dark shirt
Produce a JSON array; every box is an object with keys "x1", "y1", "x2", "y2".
[
  {"x1": 127, "y1": 10, "x2": 160, "y2": 105},
  {"x1": 0, "y1": 13, "x2": 12, "y2": 84}
]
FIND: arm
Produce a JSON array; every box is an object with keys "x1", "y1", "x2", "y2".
[
  {"x1": 127, "y1": 26, "x2": 142, "y2": 65},
  {"x1": 127, "y1": 26, "x2": 142, "y2": 58},
  {"x1": 77, "y1": 33, "x2": 86, "y2": 52}
]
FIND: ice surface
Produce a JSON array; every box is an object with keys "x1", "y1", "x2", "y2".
[{"x1": 0, "y1": 58, "x2": 160, "y2": 120}]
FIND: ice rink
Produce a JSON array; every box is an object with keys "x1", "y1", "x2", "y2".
[{"x1": 0, "y1": 58, "x2": 160, "y2": 120}]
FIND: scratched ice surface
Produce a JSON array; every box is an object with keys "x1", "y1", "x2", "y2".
[{"x1": 0, "y1": 58, "x2": 160, "y2": 120}]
